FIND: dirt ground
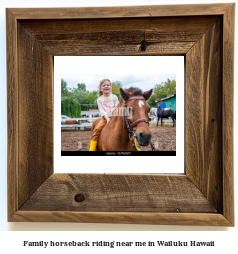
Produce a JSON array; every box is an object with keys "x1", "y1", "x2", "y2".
[{"x1": 61, "y1": 122, "x2": 176, "y2": 151}]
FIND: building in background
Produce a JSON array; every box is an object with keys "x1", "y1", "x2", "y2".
[{"x1": 156, "y1": 93, "x2": 176, "y2": 110}]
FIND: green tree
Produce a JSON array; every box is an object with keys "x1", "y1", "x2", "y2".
[
  {"x1": 61, "y1": 97, "x2": 81, "y2": 117},
  {"x1": 86, "y1": 91, "x2": 98, "y2": 109},
  {"x1": 77, "y1": 83, "x2": 86, "y2": 92},
  {"x1": 111, "y1": 81, "x2": 122, "y2": 99},
  {"x1": 61, "y1": 79, "x2": 71, "y2": 97},
  {"x1": 71, "y1": 84, "x2": 98, "y2": 110},
  {"x1": 147, "y1": 93, "x2": 157, "y2": 107},
  {"x1": 154, "y1": 79, "x2": 176, "y2": 101},
  {"x1": 72, "y1": 88, "x2": 88, "y2": 108}
]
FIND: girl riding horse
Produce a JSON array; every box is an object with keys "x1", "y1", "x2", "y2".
[
  {"x1": 89, "y1": 79, "x2": 119, "y2": 151},
  {"x1": 91, "y1": 86, "x2": 153, "y2": 151}
]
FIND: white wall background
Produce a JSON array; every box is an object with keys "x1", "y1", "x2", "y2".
[{"x1": 0, "y1": 0, "x2": 237, "y2": 251}]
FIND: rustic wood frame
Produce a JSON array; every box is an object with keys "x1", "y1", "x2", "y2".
[{"x1": 7, "y1": 4, "x2": 234, "y2": 226}]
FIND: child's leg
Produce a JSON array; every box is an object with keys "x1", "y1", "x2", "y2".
[
  {"x1": 89, "y1": 117, "x2": 107, "y2": 151},
  {"x1": 91, "y1": 117, "x2": 107, "y2": 141}
]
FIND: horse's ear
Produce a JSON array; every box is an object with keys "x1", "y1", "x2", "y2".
[
  {"x1": 143, "y1": 89, "x2": 153, "y2": 101},
  {"x1": 120, "y1": 88, "x2": 131, "y2": 101}
]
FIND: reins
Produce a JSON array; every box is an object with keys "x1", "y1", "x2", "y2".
[{"x1": 123, "y1": 97, "x2": 155, "y2": 151}]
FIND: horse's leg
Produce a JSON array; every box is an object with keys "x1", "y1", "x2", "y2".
[
  {"x1": 157, "y1": 117, "x2": 159, "y2": 127},
  {"x1": 173, "y1": 117, "x2": 176, "y2": 127},
  {"x1": 161, "y1": 118, "x2": 163, "y2": 126}
]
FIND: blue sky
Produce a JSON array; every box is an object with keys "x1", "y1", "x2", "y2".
[{"x1": 61, "y1": 73, "x2": 176, "y2": 93}]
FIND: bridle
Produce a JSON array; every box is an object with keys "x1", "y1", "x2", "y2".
[{"x1": 123, "y1": 96, "x2": 155, "y2": 151}]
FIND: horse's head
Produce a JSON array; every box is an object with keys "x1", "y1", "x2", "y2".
[
  {"x1": 157, "y1": 106, "x2": 163, "y2": 113},
  {"x1": 120, "y1": 87, "x2": 153, "y2": 146}
]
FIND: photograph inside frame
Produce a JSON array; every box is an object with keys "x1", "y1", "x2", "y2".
[{"x1": 61, "y1": 74, "x2": 176, "y2": 156}]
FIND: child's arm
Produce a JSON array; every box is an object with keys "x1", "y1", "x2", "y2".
[
  {"x1": 97, "y1": 97, "x2": 107, "y2": 117},
  {"x1": 97, "y1": 97, "x2": 110, "y2": 123}
]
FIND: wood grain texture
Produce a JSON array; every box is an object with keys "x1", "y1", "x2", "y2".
[
  {"x1": 8, "y1": 4, "x2": 233, "y2": 19},
  {"x1": 19, "y1": 17, "x2": 218, "y2": 56},
  {"x1": 20, "y1": 17, "x2": 218, "y2": 34},
  {"x1": 222, "y1": 4, "x2": 235, "y2": 226},
  {"x1": 11, "y1": 211, "x2": 232, "y2": 226},
  {"x1": 20, "y1": 174, "x2": 217, "y2": 213},
  {"x1": 18, "y1": 23, "x2": 54, "y2": 208},
  {"x1": 37, "y1": 41, "x2": 193, "y2": 56},
  {"x1": 6, "y1": 9, "x2": 18, "y2": 221},
  {"x1": 186, "y1": 18, "x2": 222, "y2": 212}
]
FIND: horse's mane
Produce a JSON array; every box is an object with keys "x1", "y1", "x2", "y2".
[{"x1": 119, "y1": 87, "x2": 143, "y2": 103}]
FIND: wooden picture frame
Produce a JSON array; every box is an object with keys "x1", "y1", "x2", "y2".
[{"x1": 7, "y1": 4, "x2": 234, "y2": 226}]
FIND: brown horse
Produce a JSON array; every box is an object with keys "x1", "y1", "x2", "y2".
[{"x1": 91, "y1": 87, "x2": 153, "y2": 151}]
